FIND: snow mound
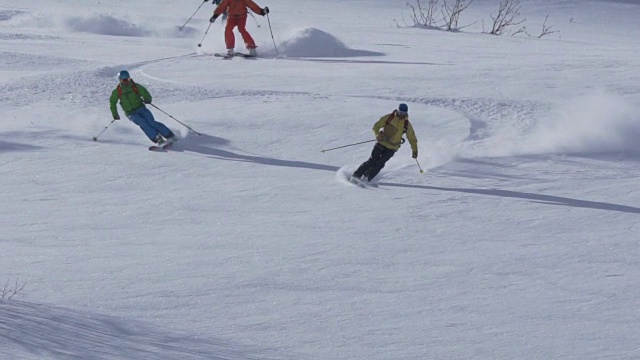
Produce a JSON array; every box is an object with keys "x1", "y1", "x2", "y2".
[
  {"x1": 4, "y1": 10, "x2": 195, "y2": 38},
  {"x1": 64, "y1": 14, "x2": 150, "y2": 37},
  {"x1": 63, "y1": 14, "x2": 198, "y2": 38},
  {"x1": 278, "y1": 27, "x2": 383, "y2": 58},
  {"x1": 0, "y1": 9, "x2": 25, "y2": 21}
]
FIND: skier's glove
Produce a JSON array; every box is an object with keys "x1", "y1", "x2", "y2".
[
  {"x1": 376, "y1": 132, "x2": 383, "y2": 142},
  {"x1": 114, "y1": 115, "x2": 120, "y2": 120},
  {"x1": 260, "y1": 7, "x2": 269, "y2": 16},
  {"x1": 412, "y1": 150, "x2": 418, "y2": 159},
  {"x1": 210, "y1": 14, "x2": 219, "y2": 23},
  {"x1": 143, "y1": 99, "x2": 151, "y2": 104}
]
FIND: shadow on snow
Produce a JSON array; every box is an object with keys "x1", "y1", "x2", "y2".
[
  {"x1": 380, "y1": 182, "x2": 640, "y2": 214},
  {"x1": 173, "y1": 133, "x2": 339, "y2": 172},
  {"x1": 176, "y1": 135, "x2": 640, "y2": 214},
  {"x1": 0, "y1": 139, "x2": 42, "y2": 152},
  {"x1": 281, "y1": 58, "x2": 450, "y2": 66},
  {"x1": 0, "y1": 300, "x2": 272, "y2": 360}
]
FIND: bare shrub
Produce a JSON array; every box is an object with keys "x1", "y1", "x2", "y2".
[
  {"x1": 510, "y1": 25, "x2": 527, "y2": 36},
  {"x1": 489, "y1": 0, "x2": 526, "y2": 35},
  {"x1": 535, "y1": 15, "x2": 558, "y2": 38},
  {"x1": 1, "y1": 279, "x2": 26, "y2": 300},
  {"x1": 407, "y1": 0, "x2": 440, "y2": 28},
  {"x1": 441, "y1": 0, "x2": 474, "y2": 31},
  {"x1": 399, "y1": 0, "x2": 557, "y2": 39}
]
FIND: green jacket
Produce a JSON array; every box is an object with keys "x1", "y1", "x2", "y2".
[
  {"x1": 109, "y1": 81, "x2": 152, "y2": 118},
  {"x1": 373, "y1": 111, "x2": 418, "y2": 152}
]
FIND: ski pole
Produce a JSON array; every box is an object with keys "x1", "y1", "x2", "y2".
[
  {"x1": 197, "y1": 22, "x2": 213, "y2": 48},
  {"x1": 248, "y1": 11, "x2": 261, "y2": 28},
  {"x1": 92, "y1": 119, "x2": 117, "y2": 141},
  {"x1": 266, "y1": 12, "x2": 279, "y2": 57},
  {"x1": 415, "y1": 158, "x2": 424, "y2": 174},
  {"x1": 320, "y1": 140, "x2": 375, "y2": 153},
  {"x1": 180, "y1": 0, "x2": 207, "y2": 31},
  {"x1": 149, "y1": 103, "x2": 202, "y2": 136}
]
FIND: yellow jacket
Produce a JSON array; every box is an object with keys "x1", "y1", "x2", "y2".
[{"x1": 373, "y1": 111, "x2": 418, "y2": 152}]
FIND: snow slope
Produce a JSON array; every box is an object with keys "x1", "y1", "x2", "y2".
[{"x1": 1, "y1": 0, "x2": 640, "y2": 359}]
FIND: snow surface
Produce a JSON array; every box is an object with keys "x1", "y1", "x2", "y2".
[{"x1": 1, "y1": 0, "x2": 640, "y2": 359}]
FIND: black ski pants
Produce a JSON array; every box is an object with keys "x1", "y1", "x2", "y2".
[{"x1": 353, "y1": 143, "x2": 396, "y2": 181}]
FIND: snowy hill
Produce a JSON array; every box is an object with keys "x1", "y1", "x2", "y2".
[{"x1": 1, "y1": 0, "x2": 640, "y2": 359}]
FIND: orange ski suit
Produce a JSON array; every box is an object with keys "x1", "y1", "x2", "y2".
[{"x1": 214, "y1": 0, "x2": 263, "y2": 50}]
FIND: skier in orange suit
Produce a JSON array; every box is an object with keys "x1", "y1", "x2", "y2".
[{"x1": 210, "y1": 0, "x2": 269, "y2": 57}]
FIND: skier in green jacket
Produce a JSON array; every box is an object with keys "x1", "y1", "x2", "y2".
[
  {"x1": 352, "y1": 103, "x2": 418, "y2": 182},
  {"x1": 109, "y1": 70, "x2": 176, "y2": 146}
]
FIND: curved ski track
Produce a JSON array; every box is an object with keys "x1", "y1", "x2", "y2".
[{"x1": 0, "y1": 50, "x2": 545, "y2": 149}]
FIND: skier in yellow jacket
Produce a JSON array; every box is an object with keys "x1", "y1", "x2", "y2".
[{"x1": 352, "y1": 103, "x2": 418, "y2": 182}]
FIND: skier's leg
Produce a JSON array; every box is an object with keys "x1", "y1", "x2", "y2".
[
  {"x1": 128, "y1": 108, "x2": 159, "y2": 141},
  {"x1": 352, "y1": 161, "x2": 371, "y2": 179},
  {"x1": 236, "y1": 15, "x2": 257, "y2": 49},
  {"x1": 140, "y1": 108, "x2": 174, "y2": 138},
  {"x1": 364, "y1": 147, "x2": 395, "y2": 181},
  {"x1": 353, "y1": 143, "x2": 384, "y2": 178},
  {"x1": 225, "y1": 17, "x2": 237, "y2": 50}
]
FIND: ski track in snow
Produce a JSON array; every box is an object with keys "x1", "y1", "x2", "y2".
[
  {"x1": 3, "y1": 30, "x2": 637, "y2": 165},
  {"x1": 0, "y1": 5, "x2": 547, "y2": 159},
  {"x1": 0, "y1": 49, "x2": 543, "y2": 163}
]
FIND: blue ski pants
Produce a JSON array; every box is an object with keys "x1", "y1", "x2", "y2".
[{"x1": 127, "y1": 106, "x2": 173, "y2": 141}]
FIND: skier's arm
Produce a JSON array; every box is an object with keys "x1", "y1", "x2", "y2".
[
  {"x1": 245, "y1": 0, "x2": 263, "y2": 15},
  {"x1": 372, "y1": 116, "x2": 386, "y2": 138},
  {"x1": 214, "y1": 0, "x2": 230, "y2": 16},
  {"x1": 406, "y1": 121, "x2": 418, "y2": 154},
  {"x1": 109, "y1": 90, "x2": 120, "y2": 119},
  {"x1": 136, "y1": 84, "x2": 153, "y2": 104}
]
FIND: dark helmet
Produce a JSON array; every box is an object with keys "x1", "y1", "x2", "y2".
[
  {"x1": 398, "y1": 103, "x2": 408, "y2": 113},
  {"x1": 117, "y1": 70, "x2": 130, "y2": 80}
]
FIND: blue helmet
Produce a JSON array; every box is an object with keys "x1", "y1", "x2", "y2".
[
  {"x1": 398, "y1": 103, "x2": 408, "y2": 113},
  {"x1": 117, "y1": 70, "x2": 130, "y2": 80}
]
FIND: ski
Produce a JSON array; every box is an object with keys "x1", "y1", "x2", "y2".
[
  {"x1": 214, "y1": 53, "x2": 233, "y2": 59},
  {"x1": 349, "y1": 177, "x2": 365, "y2": 188},
  {"x1": 234, "y1": 52, "x2": 256, "y2": 58},
  {"x1": 348, "y1": 176, "x2": 377, "y2": 189},
  {"x1": 148, "y1": 139, "x2": 177, "y2": 152},
  {"x1": 213, "y1": 52, "x2": 256, "y2": 59},
  {"x1": 149, "y1": 144, "x2": 171, "y2": 152}
]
